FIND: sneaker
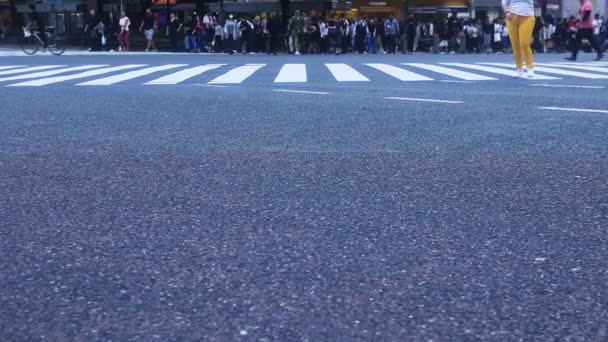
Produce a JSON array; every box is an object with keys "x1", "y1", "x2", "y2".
[
  {"x1": 144, "y1": 49, "x2": 149, "y2": 52},
  {"x1": 109, "y1": 49, "x2": 115, "y2": 52},
  {"x1": 295, "y1": 51, "x2": 301, "y2": 55},
  {"x1": 527, "y1": 68, "x2": 535, "y2": 79},
  {"x1": 594, "y1": 53, "x2": 604, "y2": 61},
  {"x1": 564, "y1": 56, "x2": 576, "y2": 61},
  {"x1": 87, "y1": 48, "x2": 92, "y2": 52},
  {"x1": 513, "y1": 69, "x2": 524, "y2": 78}
]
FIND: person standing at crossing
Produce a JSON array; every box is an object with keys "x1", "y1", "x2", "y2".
[
  {"x1": 502, "y1": 0, "x2": 536, "y2": 78},
  {"x1": 565, "y1": 0, "x2": 604, "y2": 61}
]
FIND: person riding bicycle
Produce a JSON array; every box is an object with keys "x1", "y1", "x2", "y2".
[{"x1": 27, "y1": 2, "x2": 47, "y2": 47}]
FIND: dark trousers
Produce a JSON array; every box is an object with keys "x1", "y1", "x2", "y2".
[
  {"x1": 170, "y1": 32, "x2": 178, "y2": 52},
  {"x1": 225, "y1": 35, "x2": 234, "y2": 54},
  {"x1": 341, "y1": 35, "x2": 350, "y2": 53},
  {"x1": 572, "y1": 28, "x2": 603, "y2": 58},
  {"x1": 386, "y1": 34, "x2": 396, "y2": 53},
  {"x1": 269, "y1": 34, "x2": 280, "y2": 53},
  {"x1": 407, "y1": 35, "x2": 415, "y2": 52},
  {"x1": 355, "y1": 33, "x2": 366, "y2": 53}
]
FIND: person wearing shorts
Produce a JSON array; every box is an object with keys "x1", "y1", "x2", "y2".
[{"x1": 139, "y1": 8, "x2": 157, "y2": 52}]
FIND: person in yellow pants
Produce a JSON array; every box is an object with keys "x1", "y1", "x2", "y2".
[{"x1": 502, "y1": 0, "x2": 536, "y2": 78}]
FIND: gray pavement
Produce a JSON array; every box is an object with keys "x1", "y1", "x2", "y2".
[{"x1": 1, "y1": 50, "x2": 608, "y2": 340}]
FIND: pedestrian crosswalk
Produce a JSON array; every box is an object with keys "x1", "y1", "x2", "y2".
[{"x1": 1, "y1": 62, "x2": 607, "y2": 87}]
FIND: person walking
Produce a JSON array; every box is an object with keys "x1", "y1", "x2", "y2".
[
  {"x1": 118, "y1": 11, "x2": 131, "y2": 52},
  {"x1": 502, "y1": 0, "x2": 536, "y2": 78},
  {"x1": 168, "y1": 11, "x2": 182, "y2": 52},
  {"x1": 224, "y1": 14, "x2": 238, "y2": 54},
  {"x1": 139, "y1": 8, "x2": 157, "y2": 52},
  {"x1": 384, "y1": 14, "x2": 398, "y2": 54},
  {"x1": 106, "y1": 12, "x2": 119, "y2": 52},
  {"x1": 565, "y1": 0, "x2": 604, "y2": 61},
  {"x1": 84, "y1": 10, "x2": 100, "y2": 51}
]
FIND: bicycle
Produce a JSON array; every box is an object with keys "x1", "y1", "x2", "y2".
[{"x1": 20, "y1": 26, "x2": 66, "y2": 56}]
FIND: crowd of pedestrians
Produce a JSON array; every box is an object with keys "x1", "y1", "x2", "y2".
[{"x1": 81, "y1": 7, "x2": 608, "y2": 57}]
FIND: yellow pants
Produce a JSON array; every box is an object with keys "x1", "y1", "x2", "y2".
[{"x1": 507, "y1": 15, "x2": 535, "y2": 70}]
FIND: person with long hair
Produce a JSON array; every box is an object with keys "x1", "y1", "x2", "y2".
[{"x1": 502, "y1": 0, "x2": 536, "y2": 78}]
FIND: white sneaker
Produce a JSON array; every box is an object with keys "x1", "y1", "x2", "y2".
[
  {"x1": 513, "y1": 69, "x2": 524, "y2": 78},
  {"x1": 295, "y1": 51, "x2": 301, "y2": 55},
  {"x1": 527, "y1": 68, "x2": 535, "y2": 79}
]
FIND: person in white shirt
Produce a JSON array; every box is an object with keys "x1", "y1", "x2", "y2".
[
  {"x1": 593, "y1": 13, "x2": 601, "y2": 42},
  {"x1": 118, "y1": 11, "x2": 130, "y2": 52}
]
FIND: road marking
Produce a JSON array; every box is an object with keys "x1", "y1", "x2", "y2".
[
  {"x1": 192, "y1": 83, "x2": 230, "y2": 88},
  {"x1": 531, "y1": 83, "x2": 604, "y2": 89},
  {"x1": 481, "y1": 62, "x2": 608, "y2": 79},
  {"x1": 8, "y1": 64, "x2": 147, "y2": 86},
  {"x1": 439, "y1": 80, "x2": 474, "y2": 83},
  {"x1": 539, "y1": 107, "x2": 608, "y2": 114},
  {"x1": 77, "y1": 64, "x2": 186, "y2": 85},
  {"x1": 145, "y1": 64, "x2": 224, "y2": 84},
  {"x1": 0, "y1": 65, "x2": 26, "y2": 70},
  {"x1": 404, "y1": 63, "x2": 497, "y2": 80},
  {"x1": 208, "y1": 64, "x2": 266, "y2": 84},
  {"x1": 0, "y1": 65, "x2": 65, "y2": 76},
  {"x1": 274, "y1": 64, "x2": 307, "y2": 83},
  {"x1": 273, "y1": 89, "x2": 330, "y2": 95},
  {"x1": 325, "y1": 63, "x2": 370, "y2": 81},
  {"x1": 441, "y1": 63, "x2": 559, "y2": 80},
  {"x1": 365, "y1": 63, "x2": 432, "y2": 81},
  {"x1": 538, "y1": 63, "x2": 608, "y2": 73},
  {"x1": 0, "y1": 65, "x2": 106, "y2": 82},
  {"x1": 385, "y1": 97, "x2": 463, "y2": 104}
]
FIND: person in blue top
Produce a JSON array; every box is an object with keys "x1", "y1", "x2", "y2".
[{"x1": 384, "y1": 14, "x2": 399, "y2": 54}]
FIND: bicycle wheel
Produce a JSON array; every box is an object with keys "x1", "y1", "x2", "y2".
[
  {"x1": 20, "y1": 34, "x2": 39, "y2": 55},
  {"x1": 47, "y1": 32, "x2": 66, "y2": 56}
]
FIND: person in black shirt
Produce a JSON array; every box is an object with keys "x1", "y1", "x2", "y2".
[
  {"x1": 84, "y1": 10, "x2": 101, "y2": 51},
  {"x1": 267, "y1": 12, "x2": 282, "y2": 54},
  {"x1": 28, "y1": 3, "x2": 46, "y2": 46},
  {"x1": 139, "y1": 8, "x2": 157, "y2": 52},
  {"x1": 106, "y1": 12, "x2": 119, "y2": 51},
  {"x1": 168, "y1": 11, "x2": 182, "y2": 52}
]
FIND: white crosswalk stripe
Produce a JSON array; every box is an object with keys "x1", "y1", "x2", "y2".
[
  {"x1": 0, "y1": 65, "x2": 106, "y2": 82},
  {"x1": 0, "y1": 65, "x2": 65, "y2": 76},
  {"x1": 541, "y1": 63, "x2": 608, "y2": 73},
  {"x1": 145, "y1": 64, "x2": 225, "y2": 85},
  {"x1": 404, "y1": 63, "x2": 497, "y2": 81},
  {"x1": 441, "y1": 63, "x2": 560, "y2": 80},
  {"x1": 0, "y1": 65, "x2": 26, "y2": 71},
  {"x1": 365, "y1": 63, "x2": 432, "y2": 81},
  {"x1": 8, "y1": 64, "x2": 147, "y2": 87},
  {"x1": 326, "y1": 63, "x2": 370, "y2": 81},
  {"x1": 78, "y1": 64, "x2": 187, "y2": 85},
  {"x1": 208, "y1": 63, "x2": 266, "y2": 84},
  {"x1": 274, "y1": 64, "x2": 307, "y2": 83},
  {"x1": 481, "y1": 62, "x2": 608, "y2": 79}
]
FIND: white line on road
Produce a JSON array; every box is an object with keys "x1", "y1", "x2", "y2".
[
  {"x1": 439, "y1": 80, "x2": 474, "y2": 83},
  {"x1": 8, "y1": 64, "x2": 147, "y2": 86},
  {"x1": 192, "y1": 83, "x2": 230, "y2": 88},
  {"x1": 0, "y1": 65, "x2": 65, "y2": 76},
  {"x1": 481, "y1": 62, "x2": 608, "y2": 79},
  {"x1": 404, "y1": 63, "x2": 497, "y2": 80},
  {"x1": 274, "y1": 64, "x2": 307, "y2": 83},
  {"x1": 145, "y1": 64, "x2": 224, "y2": 84},
  {"x1": 0, "y1": 65, "x2": 107, "y2": 82},
  {"x1": 208, "y1": 64, "x2": 266, "y2": 84},
  {"x1": 537, "y1": 63, "x2": 608, "y2": 73},
  {"x1": 325, "y1": 63, "x2": 370, "y2": 81},
  {"x1": 0, "y1": 65, "x2": 26, "y2": 70},
  {"x1": 441, "y1": 63, "x2": 559, "y2": 80},
  {"x1": 273, "y1": 89, "x2": 330, "y2": 95},
  {"x1": 531, "y1": 83, "x2": 604, "y2": 89},
  {"x1": 385, "y1": 97, "x2": 463, "y2": 104},
  {"x1": 77, "y1": 64, "x2": 187, "y2": 85},
  {"x1": 365, "y1": 63, "x2": 432, "y2": 81},
  {"x1": 539, "y1": 107, "x2": 608, "y2": 114}
]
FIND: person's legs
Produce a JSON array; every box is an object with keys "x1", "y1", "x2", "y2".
[
  {"x1": 507, "y1": 17, "x2": 523, "y2": 69},
  {"x1": 517, "y1": 16, "x2": 535, "y2": 68}
]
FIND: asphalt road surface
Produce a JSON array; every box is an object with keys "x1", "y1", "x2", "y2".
[{"x1": 1, "y1": 49, "x2": 608, "y2": 340}]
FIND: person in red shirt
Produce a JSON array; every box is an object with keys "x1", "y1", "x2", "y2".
[{"x1": 565, "y1": 0, "x2": 604, "y2": 61}]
